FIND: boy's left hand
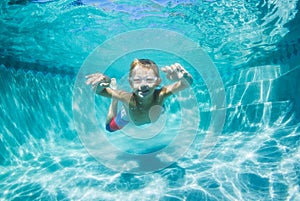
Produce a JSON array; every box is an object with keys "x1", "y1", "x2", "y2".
[{"x1": 161, "y1": 63, "x2": 191, "y2": 82}]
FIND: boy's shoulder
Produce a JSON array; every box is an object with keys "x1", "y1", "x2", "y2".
[
  {"x1": 155, "y1": 87, "x2": 170, "y2": 100},
  {"x1": 154, "y1": 87, "x2": 164, "y2": 95}
]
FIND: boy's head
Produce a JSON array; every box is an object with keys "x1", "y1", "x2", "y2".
[
  {"x1": 129, "y1": 59, "x2": 160, "y2": 78},
  {"x1": 129, "y1": 59, "x2": 162, "y2": 97}
]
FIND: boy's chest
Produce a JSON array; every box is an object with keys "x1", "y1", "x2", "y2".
[{"x1": 128, "y1": 103, "x2": 164, "y2": 125}]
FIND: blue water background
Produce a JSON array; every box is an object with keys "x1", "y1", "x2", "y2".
[{"x1": 1, "y1": 0, "x2": 300, "y2": 200}]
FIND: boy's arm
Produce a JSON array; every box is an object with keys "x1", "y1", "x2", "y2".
[
  {"x1": 160, "y1": 63, "x2": 193, "y2": 97},
  {"x1": 85, "y1": 73, "x2": 131, "y2": 103},
  {"x1": 100, "y1": 87, "x2": 132, "y2": 103}
]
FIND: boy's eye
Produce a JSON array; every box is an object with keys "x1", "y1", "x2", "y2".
[
  {"x1": 133, "y1": 78, "x2": 142, "y2": 83},
  {"x1": 131, "y1": 76, "x2": 157, "y2": 84},
  {"x1": 146, "y1": 78, "x2": 155, "y2": 83}
]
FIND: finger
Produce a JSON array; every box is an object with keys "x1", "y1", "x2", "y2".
[
  {"x1": 86, "y1": 76, "x2": 99, "y2": 85},
  {"x1": 91, "y1": 76, "x2": 103, "y2": 85},
  {"x1": 175, "y1": 63, "x2": 187, "y2": 73},
  {"x1": 161, "y1": 67, "x2": 167, "y2": 72},
  {"x1": 85, "y1": 77, "x2": 91, "y2": 84},
  {"x1": 173, "y1": 63, "x2": 181, "y2": 71},
  {"x1": 91, "y1": 75, "x2": 102, "y2": 85},
  {"x1": 86, "y1": 77, "x2": 96, "y2": 85},
  {"x1": 170, "y1": 64, "x2": 178, "y2": 72},
  {"x1": 161, "y1": 66, "x2": 170, "y2": 72},
  {"x1": 174, "y1": 63, "x2": 181, "y2": 70},
  {"x1": 110, "y1": 78, "x2": 117, "y2": 90},
  {"x1": 85, "y1": 73, "x2": 101, "y2": 79},
  {"x1": 164, "y1": 65, "x2": 173, "y2": 73},
  {"x1": 92, "y1": 82, "x2": 101, "y2": 88},
  {"x1": 85, "y1": 74, "x2": 96, "y2": 79},
  {"x1": 85, "y1": 74, "x2": 94, "y2": 79}
]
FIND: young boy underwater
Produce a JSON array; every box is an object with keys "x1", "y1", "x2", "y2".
[{"x1": 85, "y1": 59, "x2": 193, "y2": 132}]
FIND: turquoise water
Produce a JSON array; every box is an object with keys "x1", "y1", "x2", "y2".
[{"x1": 1, "y1": 0, "x2": 300, "y2": 200}]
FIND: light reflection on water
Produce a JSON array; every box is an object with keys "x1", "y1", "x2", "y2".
[
  {"x1": 1, "y1": 62, "x2": 300, "y2": 200},
  {"x1": 1, "y1": 0, "x2": 300, "y2": 200}
]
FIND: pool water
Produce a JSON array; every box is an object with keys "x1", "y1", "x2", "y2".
[{"x1": 1, "y1": 0, "x2": 300, "y2": 200}]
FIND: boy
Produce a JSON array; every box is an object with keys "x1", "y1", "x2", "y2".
[{"x1": 85, "y1": 58, "x2": 193, "y2": 132}]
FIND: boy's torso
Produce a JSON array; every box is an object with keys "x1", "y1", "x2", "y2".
[{"x1": 124, "y1": 89, "x2": 165, "y2": 125}]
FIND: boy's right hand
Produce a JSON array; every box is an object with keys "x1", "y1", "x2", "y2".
[{"x1": 85, "y1": 73, "x2": 111, "y2": 92}]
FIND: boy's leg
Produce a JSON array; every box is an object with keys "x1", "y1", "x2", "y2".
[
  {"x1": 106, "y1": 78, "x2": 118, "y2": 125},
  {"x1": 106, "y1": 99, "x2": 118, "y2": 125},
  {"x1": 105, "y1": 78, "x2": 129, "y2": 132}
]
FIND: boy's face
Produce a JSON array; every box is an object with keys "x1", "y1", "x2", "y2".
[{"x1": 129, "y1": 65, "x2": 160, "y2": 98}]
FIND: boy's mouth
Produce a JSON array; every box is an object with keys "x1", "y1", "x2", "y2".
[
  {"x1": 141, "y1": 89, "x2": 149, "y2": 93},
  {"x1": 137, "y1": 89, "x2": 150, "y2": 97}
]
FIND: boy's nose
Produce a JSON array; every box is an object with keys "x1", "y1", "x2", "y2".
[{"x1": 139, "y1": 84, "x2": 150, "y2": 90}]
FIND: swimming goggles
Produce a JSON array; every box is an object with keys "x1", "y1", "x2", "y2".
[{"x1": 130, "y1": 76, "x2": 158, "y2": 85}]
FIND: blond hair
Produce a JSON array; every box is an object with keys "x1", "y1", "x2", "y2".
[{"x1": 129, "y1": 59, "x2": 160, "y2": 78}]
